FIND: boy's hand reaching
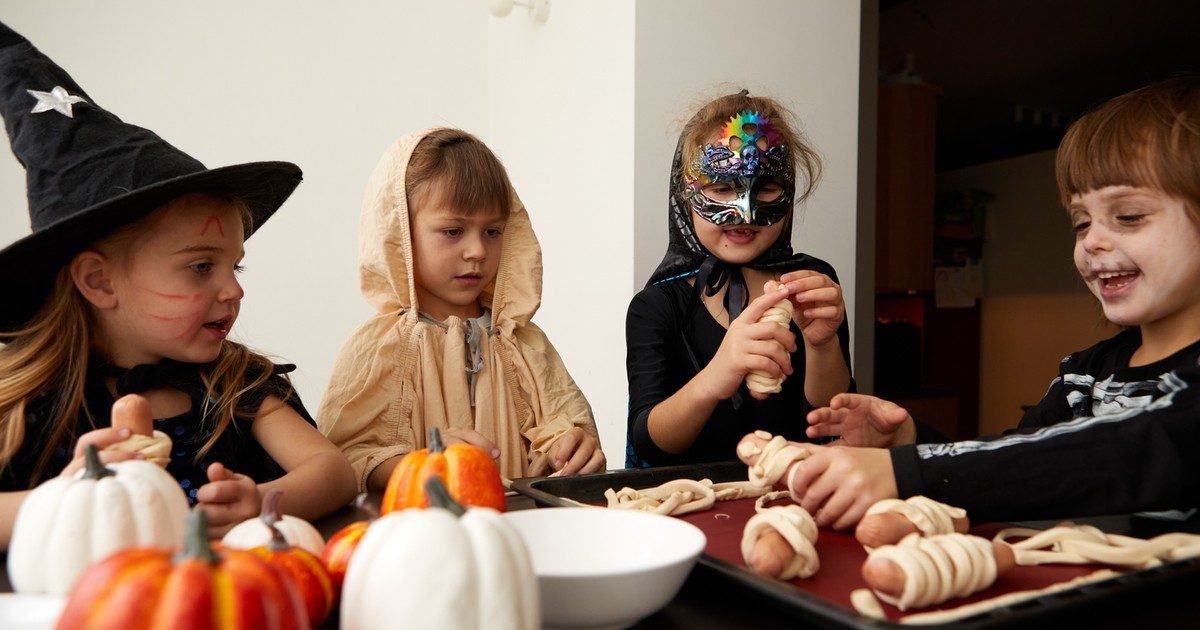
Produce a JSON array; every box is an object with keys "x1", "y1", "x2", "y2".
[
  {"x1": 736, "y1": 433, "x2": 898, "y2": 531},
  {"x1": 197, "y1": 462, "x2": 261, "y2": 538},
  {"x1": 807, "y1": 393, "x2": 916, "y2": 447},
  {"x1": 786, "y1": 445, "x2": 898, "y2": 530},
  {"x1": 549, "y1": 427, "x2": 606, "y2": 476},
  {"x1": 780, "y1": 270, "x2": 845, "y2": 348},
  {"x1": 701, "y1": 285, "x2": 798, "y2": 401}
]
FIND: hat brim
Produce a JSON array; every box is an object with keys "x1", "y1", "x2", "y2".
[{"x1": 0, "y1": 160, "x2": 301, "y2": 331}]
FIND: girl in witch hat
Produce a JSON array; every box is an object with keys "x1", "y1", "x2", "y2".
[
  {"x1": 625, "y1": 91, "x2": 855, "y2": 467},
  {"x1": 0, "y1": 21, "x2": 355, "y2": 546}
]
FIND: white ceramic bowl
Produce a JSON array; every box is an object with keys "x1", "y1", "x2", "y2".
[{"x1": 502, "y1": 507, "x2": 706, "y2": 629}]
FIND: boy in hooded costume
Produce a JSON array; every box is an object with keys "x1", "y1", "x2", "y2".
[{"x1": 319, "y1": 129, "x2": 604, "y2": 489}]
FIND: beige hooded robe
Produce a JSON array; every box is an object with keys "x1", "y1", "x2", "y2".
[{"x1": 318, "y1": 129, "x2": 600, "y2": 489}]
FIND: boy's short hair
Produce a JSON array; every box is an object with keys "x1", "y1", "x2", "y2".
[
  {"x1": 1056, "y1": 75, "x2": 1200, "y2": 222},
  {"x1": 406, "y1": 129, "x2": 514, "y2": 218},
  {"x1": 679, "y1": 91, "x2": 822, "y2": 204}
]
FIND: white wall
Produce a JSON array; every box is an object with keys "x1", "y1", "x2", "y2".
[
  {"x1": 2, "y1": 1, "x2": 862, "y2": 467},
  {"x1": 0, "y1": 1, "x2": 491, "y2": 414},
  {"x1": 486, "y1": 2, "x2": 637, "y2": 463},
  {"x1": 633, "y1": 0, "x2": 863, "y2": 358}
]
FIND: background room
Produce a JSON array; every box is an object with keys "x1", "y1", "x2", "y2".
[{"x1": 0, "y1": 1, "x2": 863, "y2": 461}]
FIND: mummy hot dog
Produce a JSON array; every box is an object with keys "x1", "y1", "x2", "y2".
[
  {"x1": 104, "y1": 394, "x2": 172, "y2": 467},
  {"x1": 861, "y1": 533, "x2": 1016, "y2": 610},
  {"x1": 745, "y1": 281, "x2": 793, "y2": 397},
  {"x1": 856, "y1": 496, "x2": 969, "y2": 549}
]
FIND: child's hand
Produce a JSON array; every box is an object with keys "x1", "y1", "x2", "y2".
[
  {"x1": 549, "y1": 427, "x2": 606, "y2": 476},
  {"x1": 196, "y1": 462, "x2": 261, "y2": 538},
  {"x1": 441, "y1": 427, "x2": 502, "y2": 460},
  {"x1": 780, "y1": 270, "x2": 845, "y2": 348},
  {"x1": 806, "y1": 393, "x2": 916, "y2": 447},
  {"x1": 60, "y1": 427, "x2": 144, "y2": 476},
  {"x1": 735, "y1": 434, "x2": 897, "y2": 531},
  {"x1": 700, "y1": 286, "x2": 798, "y2": 401},
  {"x1": 788, "y1": 444, "x2": 898, "y2": 530}
]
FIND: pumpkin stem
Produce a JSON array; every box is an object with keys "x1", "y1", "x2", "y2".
[
  {"x1": 264, "y1": 517, "x2": 291, "y2": 552},
  {"x1": 428, "y1": 427, "x2": 445, "y2": 454},
  {"x1": 81, "y1": 444, "x2": 116, "y2": 480},
  {"x1": 177, "y1": 508, "x2": 219, "y2": 564},
  {"x1": 260, "y1": 488, "x2": 284, "y2": 526},
  {"x1": 424, "y1": 476, "x2": 466, "y2": 517}
]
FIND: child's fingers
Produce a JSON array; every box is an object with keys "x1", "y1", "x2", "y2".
[
  {"x1": 779, "y1": 269, "x2": 827, "y2": 286},
  {"x1": 443, "y1": 427, "x2": 501, "y2": 459},
  {"x1": 195, "y1": 479, "x2": 245, "y2": 504},
  {"x1": 799, "y1": 305, "x2": 843, "y2": 321},
  {"x1": 60, "y1": 449, "x2": 142, "y2": 477},
  {"x1": 556, "y1": 439, "x2": 594, "y2": 476},
  {"x1": 831, "y1": 498, "x2": 873, "y2": 532},
  {"x1": 197, "y1": 503, "x2": 243, "y2": 537},
  {"x1": 743, "y1": 339, "x2": 792, "y2": 374},
  {"x1": 110, "y1": 394, "x2": 154, "y2": 436},
  {"x1": 206, "y1": 462, "x2": 232, "y2": 483},
  {"x1": 580, "y1": 449, "x2": 606, "y2": 474},
  {"x1": 787, "y1": 450, "x2": 832, "y2": 510},
  {"x1": 791, "y1": 286, "x2": 842, "y2": 307},
  {"x1": 551, "y1": 429, "x2": 582, "y2": 468},
  {"x1": 73, "y1": 427, "x2": 133, "y2": 457},
  {"x1": 734, "y1": 285, "x2": 794, "y2": 325},
  {"x1": 813, "y1": 487, "x2": 856, "y2": 529}
]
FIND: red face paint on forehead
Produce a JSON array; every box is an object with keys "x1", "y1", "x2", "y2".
[{"x1": 199, "y1": 214, "x2": 226, "y2": 237}]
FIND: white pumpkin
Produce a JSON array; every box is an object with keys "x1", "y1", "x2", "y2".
[
  {"x1": 221, "y1": 488, "x2": 324, "y2": 555},
  {"x1": 7, "y1": 445, "x2": 188, "y2": 595},
  {"x1": 341, "y1": 478, "x2": 539, "y2": 630}
]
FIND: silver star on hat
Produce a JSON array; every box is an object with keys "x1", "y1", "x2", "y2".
[{"x1": 27, "y1": 85, "x2": 87, "y2": 118}]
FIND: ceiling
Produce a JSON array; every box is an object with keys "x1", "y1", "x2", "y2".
[{"x1": 880, "y1": 0, "x2": 1200, "y2": 171}]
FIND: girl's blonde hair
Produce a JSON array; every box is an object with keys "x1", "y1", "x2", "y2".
[
  {"x1": 1056, "y1": 75, "x2": 1200, "y2": 224},
  {"x1": 680, "y1": 90, "x2": 823, "y2": 203},
  {"x1": 406, "y1": 128, "x2": 515, "y2": 218},
  {"x1": 0, "y1": 195, "x2": 291, "y2": 486}
]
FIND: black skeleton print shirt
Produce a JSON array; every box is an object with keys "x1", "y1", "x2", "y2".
[{"x1": 891, "y1": 328, "x2": 1200, "y2": 523}]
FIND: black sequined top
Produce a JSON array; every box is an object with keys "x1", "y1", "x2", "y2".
[{"x1": 0, "y1": 359, "x2": 314, "y2": 504}]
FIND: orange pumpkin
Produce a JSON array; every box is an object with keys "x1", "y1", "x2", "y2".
[
  {"x1": 381, "y1": 427, "x2": 505, "y2": 513},
  {"x1": 248, "y1": 518, "x2": 334, "y2": 626},
  {"x1": 56, "y1": 509, "x2": 309, "y2": 630},
  {"x1": 319, "y1": 494, "x2": 376, "y2": 600}
]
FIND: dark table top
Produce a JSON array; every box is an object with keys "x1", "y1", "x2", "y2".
[{"x1": 5, "y1": 491, "x2": 1200, "y2": 629}]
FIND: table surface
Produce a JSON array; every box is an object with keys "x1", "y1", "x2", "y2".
[{"x1": 5, "y1": 492, "x2": 1200, "y2": 629}]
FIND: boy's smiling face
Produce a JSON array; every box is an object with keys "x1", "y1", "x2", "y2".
[
  {"x1": 1071, "y1": 185, "x2": 1200, "y2": 332},
  {"x1": 409, "y1": 185, "x2": 506, "y2": 321}
]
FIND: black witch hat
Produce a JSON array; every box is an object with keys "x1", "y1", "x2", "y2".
[{"x1": 0, "y1": 21, "x2": 302, "y2": 331}]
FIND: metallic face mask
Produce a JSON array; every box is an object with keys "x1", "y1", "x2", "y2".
[{"x1": 684, "y1": 111, "x2": 794, "y2": 226}]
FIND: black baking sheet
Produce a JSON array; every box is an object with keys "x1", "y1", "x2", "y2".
[{"x1": 510, "y1": 462, "x2": 1200, "y2": 629}]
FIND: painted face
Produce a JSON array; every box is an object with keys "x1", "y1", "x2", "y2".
[
  {"x1": 1071, "y1": 186, "x2": 1200, "y2": 333},
  {"x1": 102, "y1": 193, "x2": 246, "y2": 366},
  {"x1": 409, "y1": 186, "x2": 506, "y2": 321},
  {"x1": 685, "y1": 111, "x2": 793, "y2": 226}
]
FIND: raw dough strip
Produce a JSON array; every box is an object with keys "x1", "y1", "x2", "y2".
[
  {"x1": 851, "y1": 570, "x2": 1120, "y2": 625},
  {"x1": 738, "y1": 431, "x2": 810, "y2": 494},
  {"x1": 868, "y1": 533, "x2": 998, "y2": 611},
  {"x1": 740, "y1": 491, "x2": 820, "y2": 579},
  {"x1": 996, "y1": 523, "x2": 1200, "y2": 568},
  {"x1": 105, "y1": 430, "x2": 172, "y2": 468},
  {"x1": 745, "y1": 294, "x2": 794, "y2": 396},
  {"x1": 602, "y1": 478, "x2": 771, "y2": 516},
  {"x1": 860, "y1": 497, "x2": 967, "y2": 549}
]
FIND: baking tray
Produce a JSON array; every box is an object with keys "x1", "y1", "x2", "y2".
[{"x1": 510, "y1": 462, "x2": 1200, "y2": 628}]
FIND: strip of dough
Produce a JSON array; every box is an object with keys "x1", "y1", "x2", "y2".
[
  {"x1": 105, "y1": 430, "x2": 172, "y2": 467},
  {"x1": 740, "y1": 491, "x2": 820, "y2": 579},
  {"x1": 745, "y1": 296, "x2": 794, "y2": 395}
]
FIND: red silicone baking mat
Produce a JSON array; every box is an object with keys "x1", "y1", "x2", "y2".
[{"x1": 510, "y1": 462, "x2": 1200, "y2": 628}]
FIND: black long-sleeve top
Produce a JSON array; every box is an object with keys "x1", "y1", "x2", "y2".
[{"x1": 892, "y1": 328, "x2": 1200, "y2": 522}]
